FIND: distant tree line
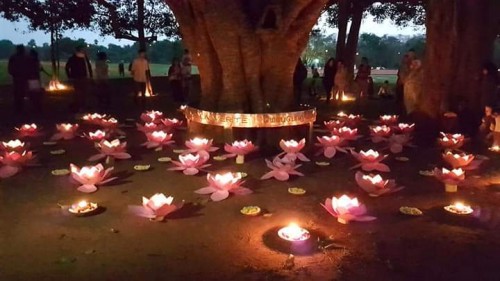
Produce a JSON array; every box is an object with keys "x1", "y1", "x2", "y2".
[{"x1": 0, "y1": 37, "x2": 184, "y2": 64}]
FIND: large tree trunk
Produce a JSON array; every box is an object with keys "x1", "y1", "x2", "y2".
[
  {"x1": 137, "y1": 0, "x2": 147, "y2": 50},
  {"x1": 165, "y1": 0, "x2": 329, "y2": 113},
  {"x1": 335, "y1": 0, "x2": 349, "y2": 61},
  {"x1": 343, "y1": 1, "x2": 364, "y2": 71},
  {"x1": 416, "y1": 0, "x2": 500, "y2": 144}
]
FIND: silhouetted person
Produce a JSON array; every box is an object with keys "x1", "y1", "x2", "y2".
[
  {"x1": 479, "y1": 62, "x2": 499, "y2": 111},
  {"x1": 355, "y1": 56, "x2": 373, "y2": 98},
  {"x1": 168, "y1": 58, "x2": 184, "y2": 103},
  {"x1": 118, "y1": 61, "x2": 125, "y2": 77},
  {"x1": 95, "y1": 51, "x2": 111, "y2": 111},
  {"x1": 8, "y1": 45, "x2": 28, "y2": 114},
  {"x1": 293, "y1": 58, "x2": 307, "y2": 104},
  {"x1": 181, "y1": 49, "x2": 192, "y2": 101},
  {"x1": 131, "y1": 48, "x2": 150, "y2": 108},
  {"x1": 65, "y1": 45, "x2": 93, "y2": 113},
  {"x1": 323, "y1": 58, "x2": 336, "y2": 102},
  {"x1": 26, "y1": 49, "x2": 48, "y2": 115}
]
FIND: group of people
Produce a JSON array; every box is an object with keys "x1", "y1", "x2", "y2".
[
  {"x1": 7, "y1": 45, "x2": 49, "y2": 115},
  {"x1": 7, "y1": 44, "x2": 194, "y2": 116},
  {"x1": 293, "y1": 56, "x2": 375, "y2": 105}
]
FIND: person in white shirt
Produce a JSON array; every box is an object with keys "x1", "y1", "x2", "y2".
[{"x1": 131, "y1": 48, "x2": 150, "y2": 108}]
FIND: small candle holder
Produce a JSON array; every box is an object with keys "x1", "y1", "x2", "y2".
[
  {"x1": 236, "y1": 155, "x2": 245, "y2": 164},
  {"x1": 68, "y1": 200, "x2": 99, "y2": 216},
  {"x1": 444, "y1": 202, "x2": 473, "y2": 215},
  {"x1": 445, "y1": 183, "x2": 458, "y2": 193},
  {"x1": 277, "y1": 223, "x2": 310, "y2": 242}
]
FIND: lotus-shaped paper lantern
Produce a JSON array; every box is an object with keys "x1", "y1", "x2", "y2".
[
  {"x1": 332, "y1": 127, "x2": 359, "y2": 141},
  {"x1": 261, "y1": 157, "x2": 304, "y2": 181},
  {"x1": 438, "y1": 132, "x2": 464, "y2": 150},
  {"x1": 434, "y1": 167, "x2": 465, "y2": 185},
  {"x1": 355, "y1": 171, "x2": 404, "y2": 197},
  {"x1": 0, "y1": 139, "x2": 27, "y2": 152},
  {"x1": 351, "y1": 149, "x2": 390, "y2": 172},
  {"x1": 393, "y1": 123, "x2": 415, "y2": 135},
  {"x1": 82, "y1": 113, "x2": 107, "y2": 124},
  {"x1": 315, "y1": 135, "x2": 348, "y2": 158},
  {"x1": 161, "y1": 118, "x2": 183, "y2": 131},
  {"x1": 321, "y1": 195, "x2": 376, "y2": 224},
  {"x1": 168, "y1": 153, "x2": 211, "y2": 175},
  {"x1": 387, "y1": 134, "x2": 414, "y2": 154},
  {"x1": 51, "y1": 123, "x2": 79, "y2": 141},
  {"x1": 97, "y1": 118, "x2": 125, "y2": 136},
  {"x1": 337, "y1": 113, "x2": 362, "y2": 127},
  {"x1": 136, "y1": 122, "x2": 161, "y2": 133},
  {"x1": 15, "y1": 123, "x2": 39, "y2": 138},
  {"x1": 69, "y1": 163, "x2": 117, "y2": 193},
  {"x1": 129, "y1": 193, "x2": 184, "y2": 221},
  {"x1": 278, "y1": 138, "x2": 310, "y2": 162},
  {"x1": 324, "y1": 120, "x2": 345, "y2": 132},
  {"x1": 185, "y1": 137, "x2": 219, "y2": 157},
  {"x1": 379, "y1": 115, "x2": 399, "y2": 125},
  {"x1": 224, "y1": 139, "x2": 257, "y2": 164},
  {"x1": 0, "y1": 151, "x2": 36, "y2": 178},
  {"x1": 84, "y1": 130, "x2": 107, "y2": 142},
  {"x1": 140, "y1": 110, "x2": 163, "y2": 123},
  {"x1": 442, "y1": 151, "x2": 481, "y2": 170},
  {"x1": 195, "y1": 172, "x2": 252, "y2": 201},
  {"x1": 142, "y1": 131, "x2": 174, "y2": 150},
  {"x1": 369, "y1": 125, "x2": 392, "y2": 143},
  {"x1": 89, "y1": 139, "x2": 131, "y2": 161}
]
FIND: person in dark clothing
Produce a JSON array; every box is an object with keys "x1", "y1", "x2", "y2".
[
  {"x1": 26, "y1": 49, "x2": 49, "y2": 114},
  {"x1": 293, "y1": 58, "x2": 308, "y2": 104},
  {"x1": 95, "y1": 52, "x2": 111, "y2": 111},
  {"x1": 118, "y1": 61, "x2": 125, "y2": 77},
  {"x1": 323, "y1": 57, "x2": 336, "y2": 102},
  {"x1": 7, "y1": 45, "x2": 29, "y2": 114},
  {"x1": 65, "y1": 45, "x2": 93, "y2": 113},
  {"x1": 168, "y1": 58, "x2": 184, "y2": 103}
]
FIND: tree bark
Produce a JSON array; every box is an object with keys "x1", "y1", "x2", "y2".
[
  {"x1": 335, "y1": 0, "x2": 349, "y2": 61},
  {"x1": 165, "y1": 0, "x2": 329, "y2": 113},
  {"x1": 137, "y1": 0, "x2": 147, "y2": 50},
  {"x1": 343, "y1": 1, "x2": 364, "y2": 71}
]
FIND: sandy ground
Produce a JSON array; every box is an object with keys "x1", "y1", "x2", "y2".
[{"x1": 1, "y1": 89, "x2": 500, "y2": 281}]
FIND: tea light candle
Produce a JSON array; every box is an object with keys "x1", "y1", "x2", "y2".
[
  {"x1": 277, "y1": 223, "x2": 310, "y2": 242},
  {"x1": 444, "y1": 202, "x2": 473, "y2": 215}
]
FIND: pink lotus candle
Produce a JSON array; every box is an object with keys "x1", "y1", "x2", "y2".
[
  {"x1": 332, "y1": 127, "x2": 359, "y2": 141},
  {"x1": 324, "y1": 120, "x2": 345, "y2": 132},
  {"x1": 393, "y1": 123, "x2": 415, "y2": 135},
  {"x1": 337, "y1": 113, "x2": 362, "y2": 127},
  {"x1": 161, "y1": 118, "x2": 183, "y2": 131},
  {"x1": 369, "y1": 125, "x2": 392, "y2": 143},
  {"x1": 434, "y1": 167, "x2": 465, "y2": 192},
  {"x1": 84, "y1": 130, "x2": 107, "y2": 142},
  {"x1": 0, "y1": 140, "x2": 27, "y2": 152},
  {"x1": 15, "y1": 123, "x2": 38, "y2": 138},
  {"x1": 129, "y1": 193, "x2": 184, "y2": 221},
  {"x1": 185, "y1": 137, "x2": 219, "y2": 157},
  {"x1": 88, "y1": 139, "x2": 131, "y2": 162},
  {"x1": 169, "y1": 153, "x2": 211, "y2": 175},
  {"x1": 69, "y1": 163, "x2": 117, "y2": 193},
  {"x1": 137, "y1": 122, "x2": 161, "y2": 133},
  {"x1": 140, "y1": 110, "x2": 163, "y2": 124},
  {"x1": 351, "y1": 149, "x2": 390, "y2": 172},
  {"x1": 51, "y1": 123, "x2": 79, "y2": 141},
  {"x1": 489, "y1": 145, "x2": 500, "y2": 152},
  {"x1": 355, "y1": 171, "x2": 404, "y2": 197},
  {"x1": 442, "y1": 151, "x2": 480, "y2": 170},
  {"x1": 279, "y1": 138, "x2": 309, "y2": 162},
  {"x1": 195, "y1": 172, "x2": 252, "y2": 201},
  {"x1": 82, "y1": 113, "x2": 107, "y2": 124},
  {"x1": 387, "y1": 134, "x2": 413, "y2": 154},
  {"x1": 438, "y1": 132, "x2": 464, "y2": 150},
  {"x1": 224, "y1": 139, "x2": 257, "y2": 164},
  {"x1": 142, "y1": 131, "x2": 174, "y2": 150},
  {"x1": 98, "y1": 117, "x2": 118, "y2": 128},
  {"x1": 261, "y1": 156, "x2": 304, "y2": 181},
  {"x1": 379, "y1": 115, "x2": 399, "y2": 125},
  {"x1": 321, "y1": 195, "x2": 376, "y2": 224},
  {"x1": 277, "y1": 223, "x2": 311, "y2": 242},
  {"x1": 315, "y1": 135, "x2": 348, "y2": 158},
  {"x1": 0, "y1": 150, "x2": 35, "y2": 178}
]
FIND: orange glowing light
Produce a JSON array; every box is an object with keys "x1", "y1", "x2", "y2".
[{"x1": 277, "y1": 223, "x2": 310, "y2": 242}]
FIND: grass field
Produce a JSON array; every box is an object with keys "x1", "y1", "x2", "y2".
[{"x1": 0, "y1": 60, "x2": 200, "y2": 85}]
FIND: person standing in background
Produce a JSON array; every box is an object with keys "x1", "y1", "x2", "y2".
[
  {"x1": 65, "y1": 45, "x2": 93, "y2": 113},
  {"x1": 293, "y1": 58, "x2": 308, "y2": 105},
  {"x1": 355, "y1": 57, "x2": 373, "y2": 98},
  {"x1": 95, "y1": 51, "x2": 111, "y2": 111},
  {"x1": 26, "y1": 49, "x2": 49, "y2": 115},
  {"x1": 131, "y1": 48, "x2": 150, "y2": 109},
  {"x1": 323, "y1": 58, "x2": 336, "y2": 103},
  {"x1": 7, "y1": 45, "x2": 29, "y2": 115},
  {"x1": 181, "y1": 49, "x2": 192, "y2": 101},
  {"x1": 168, "y1": 58, "x2": 184, "y2": 103},
  {"x1": 118, "y1": 61, "x2": 125, "y2": 77}
]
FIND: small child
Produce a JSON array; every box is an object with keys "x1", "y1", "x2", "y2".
[
  {"x1": 479, "y1": 105, "x2": 496, "y2": 142},
  {"x1": 377, "y1": 80, "x2": 391, "y2": 99}
]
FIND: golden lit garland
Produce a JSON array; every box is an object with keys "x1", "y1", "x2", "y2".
[{"x1": 183, "y1": 106, "x2": 316, "y2": 128}]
